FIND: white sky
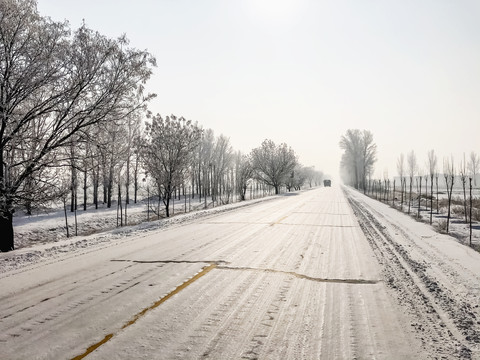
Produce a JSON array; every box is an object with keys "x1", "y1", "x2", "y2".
[{"x1": 37, "y1": 0, "x2": 480, "y2": 179}]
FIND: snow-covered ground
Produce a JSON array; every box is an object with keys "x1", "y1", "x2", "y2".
[
  {"x1": 12, "y1": 195, "x2": 253, "y2": 250},
  {"x1": 1, "y1": 186, "x2": 479, "y2": 359},
  {"x1": 363, "y1": 188, "x2": 480, "y2": 250},
  {"x1": 3, "y1": 195, "x2": 279, "y2": 274}
]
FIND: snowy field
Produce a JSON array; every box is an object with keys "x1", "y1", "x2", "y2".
[{"x1": 364, "y1": 185, "x2": 480, "y2": 250}]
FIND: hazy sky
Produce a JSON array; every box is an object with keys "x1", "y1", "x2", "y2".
[{"x1": 37, "y1": 0, "x2": 480, "y2": 179}]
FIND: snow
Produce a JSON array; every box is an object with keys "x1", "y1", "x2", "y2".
[
  {"x1": 1, "y1": 186, "x2": 479, "y2": 359},
  {"x1": 364, "y1": 188, "x2": 480, "y2": 249},
  {"x1": 12, "y1": 196, "x2": 250, "y2": 249},
  {"x1": 2, "y1": 195, "x2": 280, "y2": 274}
]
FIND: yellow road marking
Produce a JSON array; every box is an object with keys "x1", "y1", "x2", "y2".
[
  {"x1": 270, "y1": 215, "x2": 289, "y2": 226},
  {"x1": 71, "y1": 263, "x2": 217, "y2": 360}
]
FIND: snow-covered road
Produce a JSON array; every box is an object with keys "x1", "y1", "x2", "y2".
[{"x1": 1, "y1": 186, "x2": 479, "y2": 359}]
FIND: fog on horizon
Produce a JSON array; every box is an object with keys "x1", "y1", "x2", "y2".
[{"x1": 37, "y1": 0, "x2": 480, "y2": 179}]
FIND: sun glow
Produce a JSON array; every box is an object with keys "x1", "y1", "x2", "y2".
[{"x1": 246, "y1": 0, "x2": 301, "y2": 25}]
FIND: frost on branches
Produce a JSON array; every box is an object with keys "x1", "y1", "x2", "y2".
[{"x1": 0, "y1": 0, "x2": 155, "y2": 251}]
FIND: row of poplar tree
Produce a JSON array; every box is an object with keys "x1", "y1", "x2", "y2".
[{"x1": 0, "y1": 0, "x2": 323, "y2": 252}]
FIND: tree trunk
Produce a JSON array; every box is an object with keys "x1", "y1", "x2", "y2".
[
  {"x1": 118, "y1": 183, "x2": 123, "y2": 226},
  {"x1": 408, "y1": 177, "x2": 413, "y2": 214},
  {"x1": 93, "y1": 166, "x2": 99, "y2": 210},
  {"x1": 126, "y1": 156, "x2": 130, "y2": 205},
  {"x1": 446, "y1": 175, "x2": 454, "y2": 233},
  {"x1": 470, "y1": 178, "x2": 473, "y2": 246},
  {"x1": 83, "y1": 170, "x2": 87, "y2": 211},
  {"x1": 74, "y1": 193, "x2": 78, "y2": 236},
  {"x1": 133, "y1": 156, "x2": 139, "y2": 204},
  {"x1": 0, "y1": 209, "x2": 14, "y2": 252},
  {"x1": 107, "y1": 165, "x2": 113, "y2": 208},
  {"x1": 392, "y1": 179, "x2": 396, "y2": 206},
  {"x1": 430, "y1": 175, "x2": 434, "y2": 224},
  {"x1": 63, "y1": 197, "x2": 69, "y2": 238},
  {"x1": 70, "y1": 165, "x2": 76, "y2": 212},
  {"x1": 165, "y1": 195, "x2": 170, "y2": 217},
  {"x1": 418, "y1": 176, "x2": 422, "y2": 218},
  {"x1": 103, "y1": 180, "x2": 107, "y2": 204},
  {"x1": 462, "y1": 178, "x2": 467, "y2": 223},
  {"x1": 400, "y1": 178, "x2": 404, "y2": 207}
]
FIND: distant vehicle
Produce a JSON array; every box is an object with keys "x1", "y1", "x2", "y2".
[{"x1": 324, "y1": 179, "x2": 331, "y2": 187}]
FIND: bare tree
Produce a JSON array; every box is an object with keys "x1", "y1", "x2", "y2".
[
  {"x1": 443, "y1": 157, "x2": 455, "y2": 233},
  {"x1": 469, "y1": 177, "x2": 473, "y2": 246},
  {"x1": 397, "y1": 153, "x2": 405, "y2": 208},
  {"x1": 416, "y1": 169, "x2": 423, "y2": 219},
  {"x1": 339, "y1": 129, "x2": 376, "y2": 191},
  {"x1": 235, "y1": 152, "x2": 253, "y2": 201},
  {"x1": 468, "y1": 151, "x2": 479, "y2": 186},
  {"x1": 407, "y1": 150, "x2": 418, "y2": 214},
  {"x1": 125, "y1": 114, "x2": 142, "y2": 206},
  {"x1": 141, "y1": 115, "x2": 202, "y2": 217},
  {"x1": 0, "y1": 0, "x2": 155, "y2": 251},
  {"x1": 251, "y1": 139, "x2": 297, "y2": 195},
  {"x1": 198, "y1": 129, "x2": 215, "y2": 203},
  {"x1": 339, "y1": 129, "x2": 362, "y2": 188},
  {"x1": 427, "y1": 150, "x2": 437, "y2": 224},
  {"x1": 303, "y1": 166, "x2": 319, "y2": 188},
  {"x1": 286, "y1": 165, "x2": 308, "y2": 191},
  {"x1": 360, "y1": 131, "x2": 377, "y2": 192},
  {"x1": 212, "y1": 135, "x2": 233, "y2": 204},
  {"x1": 459, "y1": 155, "x2": 468, "y2": 224}
]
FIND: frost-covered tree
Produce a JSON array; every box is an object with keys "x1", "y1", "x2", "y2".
[
  {"x1": 313, "y1": 170, "x2": 324, "y2": 186},
  {"x1": 198, "y1": 129, "x2": 215, "y2": 200},
  {"x1": 339, "y1": 130, "x2": 362, "y2": 188},
  {"x1": 397, "y1": 153, "x2": 405, "y2": 207},
  {"x1": 141, "y1": 115, "x2": 202, "y2": 217},
  {"x1": 426, "y1": 149, "x2": 437, "y2": 224},
  {"x1": 286, "y1": 165, "x2": 308, "y2": 191},
  {"x1": 0, "y1": 0, "x2": 155, "y2": 251},
  {"x1": 339, "y1": 129, "x2": 376, "y2": 191},
  {"x1": 124, "y1": 114, "x2": 142, "y2": 206},
  {"x1": 416, "y1": 168, "x2": 423, "y2": 218},
  {"x1": 468, "y1": 151, "x2": 479, "y2": 186},
  {"x1": 251, "y1": 139, "x2": 297, "y2": 195},
  {"x1": 303, "y1": 166, "x2": 316, "y2": 188},
  {"x1": 407, "y1": 150, "x2": 418, "y2": 214},
  {"x1": 235, "y1": 152, "x2": 253, "y2": 201},
  {"x1": 443, "y1": 157, "x2": 455, "y2": 233},
  {"x1": 212, "y1": 135, "x2": 234, "y2": 204},
  {"x1": 459, "y1": 155, "x2": 468, "y2": 224}
]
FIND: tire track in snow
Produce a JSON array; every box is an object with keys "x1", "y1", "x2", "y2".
[
  {"x1": 347, "y1": 193, "x2": 477, "y2": 359},
  {"x1": 0, "y1": 262, "x2": 135, "y2": 322},
  {"x1": 71, "y1": 263, "x2": 217, "y2": 360},
  {"x1": 0, "y1": 262, "x2": 159, "y2": 343}
]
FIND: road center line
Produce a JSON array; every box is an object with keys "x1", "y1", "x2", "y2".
[
  {"x1": 270, "y1": 215, "x2": 289, "y2": 226},
  {"x1": 71, "y1": 263, "x2": 217, "y2": 360}
]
